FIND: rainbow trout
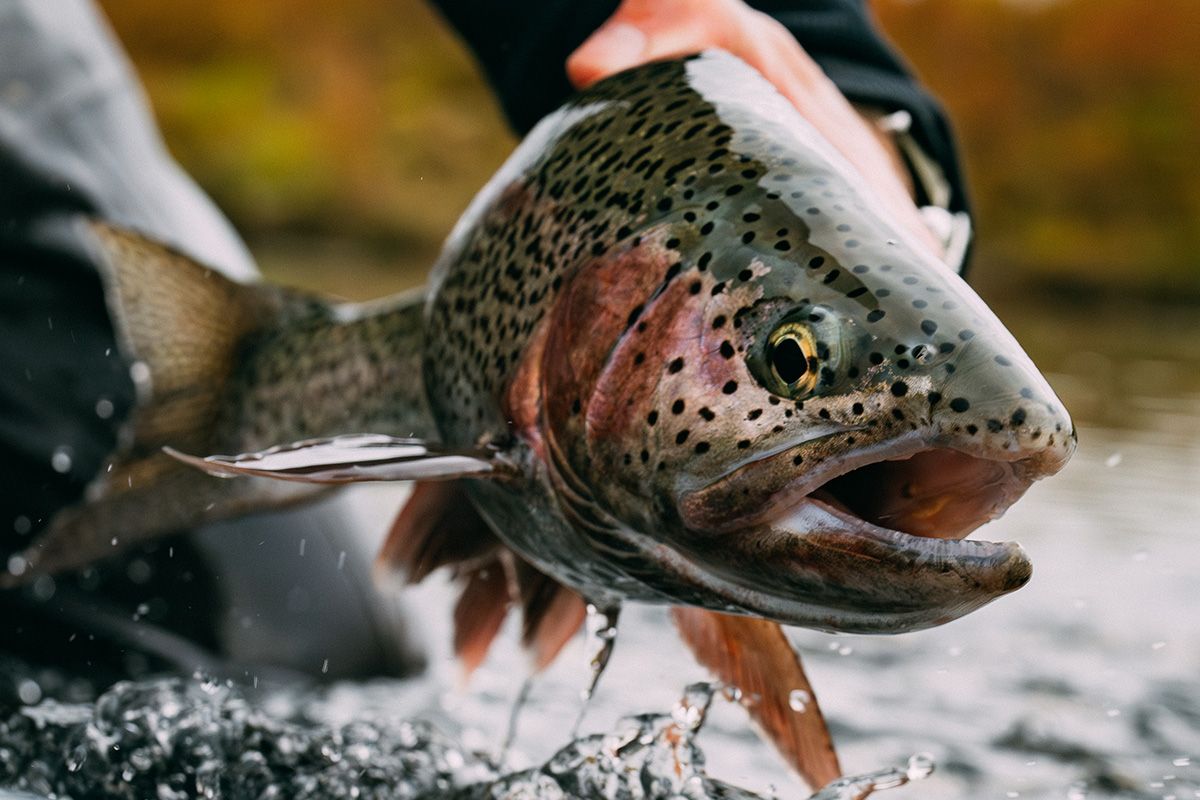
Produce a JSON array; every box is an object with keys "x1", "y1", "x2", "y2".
[{"x1": 11, "y1": 52, "x2": 1075, "y2": 788}]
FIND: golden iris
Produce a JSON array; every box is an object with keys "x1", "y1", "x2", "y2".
[{"x1": 767, "y1": 322, "x2": 819, "y2": 397}]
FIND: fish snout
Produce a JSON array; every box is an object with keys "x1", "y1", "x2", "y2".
[{"x1": 930, "y1": 342, "x2": 1076, "y2": 478}]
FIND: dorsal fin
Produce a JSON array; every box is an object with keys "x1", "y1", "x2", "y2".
[{"x1": 671, "y1": 606, "x2": 842, "y2": 791}]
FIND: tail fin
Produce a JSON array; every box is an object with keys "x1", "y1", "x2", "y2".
[
  {"x1": 7, "y1": 224, "x2": 325, "y2": 580},
  {"x1": 89, "y1": 222, "x2": 289, "y2": 455}
]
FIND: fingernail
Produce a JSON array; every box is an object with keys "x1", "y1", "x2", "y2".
[{"x1": 580, "y1": 21, "x2": 647, "y2": 72}]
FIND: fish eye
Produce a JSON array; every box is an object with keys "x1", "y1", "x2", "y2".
[{"x1": 766, "y1": 322, "x2": 819, "y2": 397}]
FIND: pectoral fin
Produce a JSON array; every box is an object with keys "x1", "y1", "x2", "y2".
[
  {"x1": 671, "y1": 606, "x2": 841, "y2": 791},
  {"x1": 166, "y1": 433, "x2": 511, "y2": 484}
]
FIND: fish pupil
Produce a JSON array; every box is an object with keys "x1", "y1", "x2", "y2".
[{"x1": 771, "y1": 337, "x2": 809, "y2": 385}]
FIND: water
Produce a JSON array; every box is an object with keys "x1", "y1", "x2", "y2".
[{"x1": 2, "y1": 298, "x2": 1199, "y2": 798}]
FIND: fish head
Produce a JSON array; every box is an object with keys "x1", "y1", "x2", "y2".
[{"x1": 537, "y1": 184, "x2": 1074, "y2": 636}]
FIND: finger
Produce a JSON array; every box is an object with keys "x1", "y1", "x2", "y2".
[
  {"x1": 569, "y1": 0, "x2": 731, "y2": 88},
  {"x1": 567, "y1": 21, "x2": 648, "y2": 87}
]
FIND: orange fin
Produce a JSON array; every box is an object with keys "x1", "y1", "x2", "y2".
[
  {"x1": 512, "y1": 558, "x2": 587, "y2": 671},
  {"x1": 376, "y1": 480, "x2": 500, "y2": 583},
  {"x1": 453, "y1": 555, "x2": 512, "y2": 677},
  {"x1": 671, "y1": 607, "x2": 842, "y2": 790}
]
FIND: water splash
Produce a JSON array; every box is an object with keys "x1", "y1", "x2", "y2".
[
  {"x1": 0, "y1": 673, "x2": 939, "y2": 800},
  {"x1": 808, "y1": 753, "x2": 936, "y2": 800},
  {"x1": 572, "y1": 602, "x2": 620, "y2": 734}
]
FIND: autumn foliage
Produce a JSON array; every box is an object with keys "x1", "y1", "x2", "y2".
[{"x1": 101, "y1": 0, "x2": 1199, "y2": 297}]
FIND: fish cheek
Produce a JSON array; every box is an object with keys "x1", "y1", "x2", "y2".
[
  {"x1": 539, "y1": 231, "x2": 678, "y2": 482},
  {"x1": 585, "y1": 271, "x2": 761, "y2": 507}
]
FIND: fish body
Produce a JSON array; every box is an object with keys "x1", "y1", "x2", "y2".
[
  {"x1": 13, "y1": 51, "x2": 1076, "y2": 788},
  {"x1": 415, "y1": 50, "x2": 1073, "y2": 630}
]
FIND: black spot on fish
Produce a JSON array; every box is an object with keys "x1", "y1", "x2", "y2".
[
  {"x1": 676, "y1": 430, "x2": 690, "y2": 444},
  {"x1": 950, "y1": 397, "x2": 971, "y2": 412},
  {"x1": 867, "y1": 310, "x2": 885, "y2": 323},
  {"x1": 669, "y1": 358, "x2": 685, "y2": 373},
  {"x1": 722, "y1": 380, "x2": 738, "y2": 394},
  {"x1": 891, "y1": 381, "x2": 909, "y2": 397},
  {"x1": 921, "y1": 320, "x2": 938, "y2": 336},
  {"x1": 694, "y1": 441, "x2": 710, "y2": 454},
  {"x1": 672, "y1": 399, "x2": 685, "y2": 414}
]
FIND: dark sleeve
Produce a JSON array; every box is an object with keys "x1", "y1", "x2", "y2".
[{"x1": 429, "y1": 0, "x2": 969, "y2": 215}]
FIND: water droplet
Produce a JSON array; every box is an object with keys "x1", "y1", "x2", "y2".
[
  {"x1": 1152, "y1": 641, "x2": 1167, "y2": 650},
  {"x1": 672, "y1": 682, "x2": 717, "y2": 733},
  {"x1": 838, "y1": 645, "x2": 854, "y2": 656},
  {"x1": 321, "y1": 658, "x2": 329, "y2": 674},
  {"x1": 50, "y1": 446, "x2": 73, "y2": 474},
  {"x1": 13, "y1": 515, "x2": 31, "y2": 535},
  {"x1": 1105, "y1": 452, "x2": 1123, "y2": 468},
  {"x1": 32, "y1": 574, "x2": 55, "y2": 601},
  {"x1": 1067, "y1": 780, "x2": 1088, "y2": 800},
  {"x1": 299, "y1": 538, "x2": 306, "y2": 557},
  {"x1": 129, "y1": 360, "x2": 151, "y2": 386},
  {"x1": 95, "y1": 397, "x2": 114, "y2": 419},
  {"x1": 7, "y1": 554, "x2": 27, "y2": 577},
  {"x1": 337, "y1": 550, "x2": 347, "y2": 570},
  {"x1": 788, "y1": 688, "x2": 811, "y2": 712},
  {"x1": 573, "y1": 604, "x2": 621, "y2": 734},
  {"x1": 17, "y1": 679, "x2": 41, "y2": 705},
  {"x1": 906, "y1": 752, "x2": 936, "y2": 780}
]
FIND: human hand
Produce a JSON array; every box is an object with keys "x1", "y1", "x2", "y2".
[{"x1": 567, "y1": 0, "x2": 945, "y2": 260}]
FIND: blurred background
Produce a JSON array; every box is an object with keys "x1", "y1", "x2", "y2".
[
  {"x1": 72, "y1": 2, "x2": 1199, "y2": 797},
  {"x1": 98, "y1": 0, "x2": 1199, "y2": 298}
]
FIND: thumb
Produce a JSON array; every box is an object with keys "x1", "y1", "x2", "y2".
[{"x1": 567, "y1": 20, "x2": 648, "y2": 88}]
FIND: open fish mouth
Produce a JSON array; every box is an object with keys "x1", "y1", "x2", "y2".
[{"x1": 676, "y1": 441, "x2": 1068, "y2": 634}]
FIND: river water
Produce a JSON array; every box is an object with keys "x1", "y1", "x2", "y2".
[{"x1": 2, "y1": 297, "x2": 1198, "y2": 799}]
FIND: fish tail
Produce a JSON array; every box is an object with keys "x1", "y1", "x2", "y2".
[{"x1": 13, "y1": 222, "x2": 431, "y2": 578}]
